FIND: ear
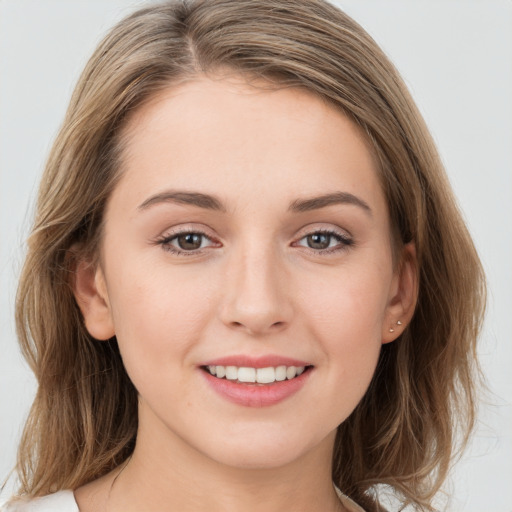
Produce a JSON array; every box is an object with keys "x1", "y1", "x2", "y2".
[
  {"x1": 381, "y1": 242, "x2": 418, "y2": 344},
  {"x1": 71, "y1": 257, "x2": 115, "y2": 341}
]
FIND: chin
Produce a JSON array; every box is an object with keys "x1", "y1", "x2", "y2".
[{"x1": 198, "y1": 426, "x2": 334, "y2": 471}]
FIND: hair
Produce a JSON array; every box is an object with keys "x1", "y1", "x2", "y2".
[{"x1": 14, "y1": 1, "x2": 485, "y2": 510}]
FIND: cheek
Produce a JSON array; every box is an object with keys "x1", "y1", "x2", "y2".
[
  {"x1": 303, "y1": 261, "x2": 391, "y2": 343},
  {"x1": 105, "y1": 259, "x2": 215, "y2": 376},
  {"x1": 299, "y1": 258, "x2": 392, "y2": 394}
]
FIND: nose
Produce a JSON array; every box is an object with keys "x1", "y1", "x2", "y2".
[{"x1": 218, "y1": 242, "x2": 293, "y2": 336}]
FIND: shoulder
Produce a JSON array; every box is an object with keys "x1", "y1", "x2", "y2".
[
  {"x1": 0, "y1": 491, "x2": 79, "y2": 512},
  {"x1": 335, "y1": 487, "x2": 366, "y2": 512}
]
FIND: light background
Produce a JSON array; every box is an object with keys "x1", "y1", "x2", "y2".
[{"x1": 1, "y1": 1, "x2": 511, "y2": 510}]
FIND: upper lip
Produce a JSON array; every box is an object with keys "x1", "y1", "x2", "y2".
[{"x1": 200, "y1": 354, "x2": 311, "y2": 368}]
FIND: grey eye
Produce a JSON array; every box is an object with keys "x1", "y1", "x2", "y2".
[{"x1": 295, "y1": 230, "x2": 353, "y2": 253}]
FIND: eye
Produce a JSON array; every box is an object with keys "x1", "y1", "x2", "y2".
[
  {"x1": 157, "y1": 230, "x2": 218, "y2": 255},
  {"x1": 173, "y1": 232, "x2": 208, "y2": 250},
  {"x1": 295, "y1": 230, "x2": 353, "y2": 252}
]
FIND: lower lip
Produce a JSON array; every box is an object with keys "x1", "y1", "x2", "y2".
[{"x1": 201, "y1": 368, "x2": 312, "y2": 407}]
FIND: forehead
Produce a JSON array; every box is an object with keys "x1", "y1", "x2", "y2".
[{"x1": 113, "y1": 74, "x2": 386, "y2": 218}]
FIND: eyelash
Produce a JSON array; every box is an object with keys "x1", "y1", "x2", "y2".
[
  {"x1": 293, "y1": 229, "x2": 354, "y2": 254},
  {"x1": 156, "y1": 229, "x2": 220, "y2": 256},
  {"x1": 155, "y1": 228, "x2": 353, "y2": 256}
]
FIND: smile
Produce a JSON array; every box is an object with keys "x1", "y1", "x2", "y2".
[
  {"x1": 200, "y1": 359, "x2": 313, "y2": 407},
  {"x1": 205, "y1": 365, "x2": 306, "y2": 384}
]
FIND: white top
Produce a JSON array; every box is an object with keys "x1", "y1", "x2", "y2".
[
  {"x1": 0, "y1": 491, "x2": 78, "y2": 512},
  {"x1": 1, "y1": 488, "x2": 365, "y2": 511}
]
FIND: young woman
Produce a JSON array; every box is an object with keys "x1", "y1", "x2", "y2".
[{"x1": 2, "y1": 1, "x2": 485, "y2": 511}]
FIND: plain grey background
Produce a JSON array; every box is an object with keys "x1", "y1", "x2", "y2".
[{"x1": 1, "y1": 1, "x2": 511, "y2": 510}]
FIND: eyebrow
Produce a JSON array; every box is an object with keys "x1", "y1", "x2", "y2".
[
  {"x1": 289, "y1": 191, "x2": 372, "y2": 215},
  {"x1": 138, "y1": 189, "x2": 371, "y2": 216},
  {"x1": 138, "y1": 190, "x2": 226, "y2": 212}
]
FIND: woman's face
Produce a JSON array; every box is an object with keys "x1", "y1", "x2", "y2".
[{"x1": 77, "y1": 75, "x2": 413, "y2": 470}]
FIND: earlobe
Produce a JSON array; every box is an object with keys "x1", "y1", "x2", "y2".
[
  {"x1": 382, "y1": 242, "x2": 418, "y2": 344},
  {"x1": 72, "y1": 258, "x2": 115, "y2": 341}
]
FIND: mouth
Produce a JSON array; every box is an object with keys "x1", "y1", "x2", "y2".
[
  {"x1": 201, "y1": 364, "x2": 313, "y2": 385},
  {"x1": 200, "y1": 360, "x2": 313, "y2": 407}
]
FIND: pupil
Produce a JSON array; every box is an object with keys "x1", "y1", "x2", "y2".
[
  {"x1": 178, "y1": 233, "x2": 202, "y2": 250},
  {"x1": 308, "y1": 233, "x2": 330, "y2": 249}
]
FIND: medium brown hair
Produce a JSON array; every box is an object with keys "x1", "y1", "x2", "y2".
[{"x1": 14, "y1": 1, "x2": 485, "y2": 510}]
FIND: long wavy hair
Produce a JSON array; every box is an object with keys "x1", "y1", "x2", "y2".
[{"x1": 14, "y1": 1, "x2": 485, "y2": 510}]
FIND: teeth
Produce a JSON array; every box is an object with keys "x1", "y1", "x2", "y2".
[
  {"x1": 238, "y1": 367, "x2": 256, "y2": 383},
  {"x1": 225, "y1": 366, "x2": 238, "y2": 380},
  {"x1": 206, "y1": 365, "x2": 306, "y2": 383},
  {"x1": 256, "y1": 367, "x2": 275, "y2": 384},
  {"x1": 275, "y1": 365, "x2": 286, "y2": 381},
  {"x1": 286, "y1": 366, "x2": 297, "y2": 379}
]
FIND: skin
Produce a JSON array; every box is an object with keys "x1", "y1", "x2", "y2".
[{"x1": 73, "y1": 74, "x2": 416, "y2": 512}]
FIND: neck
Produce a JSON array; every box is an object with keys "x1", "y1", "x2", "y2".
[{"x1": 103, "y1": 412, "x2": 342, "y2": 512}]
